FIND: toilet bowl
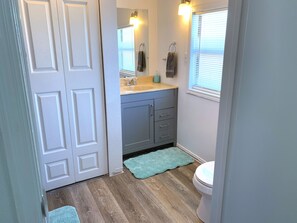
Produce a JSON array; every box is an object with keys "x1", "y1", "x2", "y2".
[{"x1": 193, "y1": 161, "x2": 215, "y2": 223}]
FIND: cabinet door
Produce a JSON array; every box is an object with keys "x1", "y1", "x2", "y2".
[
  {"x1": 19, "y1": 0, "x2": 75, "y2": 190},
  {"x1": 122, "y1": 100, "x2": 154, "y2": 154},
  {"x1": 56, "y1": 0, "x2": 108, "y2": 182}
]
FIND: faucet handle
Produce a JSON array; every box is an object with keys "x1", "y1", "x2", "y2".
[
  {"x1": 125, "y1": 77, "x2": 131, "y2": 86},
  {"x1": 125, "y1": 77, "x2": 137, "y2": 86}
]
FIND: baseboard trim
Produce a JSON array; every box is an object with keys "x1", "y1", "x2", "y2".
[
  {"x1": 109, "y1": 168, "x2": 124, "y2": 177},
  {"x1": 177, "y1": 143, "x2": 207, "y2": 164}
]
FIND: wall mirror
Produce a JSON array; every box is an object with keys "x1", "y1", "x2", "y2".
[{"x1": 117, "y1": 8, "x2": 149, "y2": 77}]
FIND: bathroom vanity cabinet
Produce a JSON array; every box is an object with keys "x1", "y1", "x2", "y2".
[{"x1": 121, "y1": 89, "x2": 178, "y2": 155}]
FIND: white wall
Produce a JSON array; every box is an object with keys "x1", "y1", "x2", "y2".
[
  {"x1": 220, "y1": 0, "x2": 297, "y2": 222},
  {"x1": 117, "y1": 0, "x2": 158, "y2": 75},
  {"x1": 157, "y1": 0, "x2": 227, "y2": 161}
]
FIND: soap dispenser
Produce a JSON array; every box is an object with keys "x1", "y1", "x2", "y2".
[{"x1": 153, "y1": 71, "x2": 161, "y2": 83}]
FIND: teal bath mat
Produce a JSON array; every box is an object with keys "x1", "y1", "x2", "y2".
[
  {"x1": 124, "y1": 147, "x2": 194, "y2": 179},
  {"x1": 49, "y1": 206, "x2": 80, "y2": 223}
]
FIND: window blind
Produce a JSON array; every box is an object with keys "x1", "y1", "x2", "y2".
[
  {"x1": 189, "y1": 10, "x2": 228, "y2": 94},
  {"x1": 117, "y1": 26, "x2": 135, "y2": 74}
]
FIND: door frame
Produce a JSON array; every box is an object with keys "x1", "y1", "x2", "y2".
[
  {"x1": 98, "y1": 0, "x2": 124, "y2": 176},
  {"x1": 0, "y1": 0, "x2": 46, "y2": 222},
  {"x1": 210, "y1": 0, "x2": 244, "y2": 222},
  {"x1": 1, "y1": 0, "x2": 122, "y2": 220},
  {"x1": 2, "y1": 0, "x2": 244, "y2": 221}
]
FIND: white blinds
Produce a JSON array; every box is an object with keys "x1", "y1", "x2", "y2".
[
  {"x1": 117, "y1": 26, "x2": 135, "y2": 74},
  {"x1": 189, "y1": 10, "x2": 228, "y2": 94}
]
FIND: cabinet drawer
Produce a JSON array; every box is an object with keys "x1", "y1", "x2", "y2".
[
  {"x1": 155, "y1": 108, "x2": 175, "y2": 121},
  {"x1": 155, "y1": 119, "x2": 175, "y2": 131},
  {"x1": 154, "y1": 95, "x2": 175, "y2": 110},
  {"x1": 155, "y1": 120, "x2": 175, "y2": 143}
]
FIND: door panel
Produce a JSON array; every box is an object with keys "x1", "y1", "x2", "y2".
[
  {"x1": 72, "y1": 89, "x2": 97, "y2": 146},
  {"x1": 20, "y1": 0, "x2": 75, "y2": 190},
  {"x1": 22, "y1": 0, "x2": 58, "y2": 72},
  {"x1": 45, "y1": 159, "x2": 70, "y2": 182},
  {"x1": 43, "y1": 153, "x2": 74, "y2": 189},
  {"x1": 35, "y1": 92, "x2": 66, "y2": 153},
  {"x1": 78, "y1": 152, "x2": 99, "y2": 173},
  {"x1": 63, "y1": 2, "x2": 92, "y2": 69},
  {"x1": 57, "y1": 0, "x2": 108, "y2": 181}
]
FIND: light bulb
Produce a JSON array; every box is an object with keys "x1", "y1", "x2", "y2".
[{"x1": 178, "y1": 1, "x2": 192, "y2": 18}]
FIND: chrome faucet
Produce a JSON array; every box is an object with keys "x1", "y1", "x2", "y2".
[{"x1": 126, "y1": 77, "x2": 137, "y2": 86}]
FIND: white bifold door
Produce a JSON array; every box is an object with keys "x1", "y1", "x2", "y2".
[{"x1": 20, "y1": 0, "x2": 108, "y2": 190}]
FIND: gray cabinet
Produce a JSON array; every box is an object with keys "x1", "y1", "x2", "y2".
[
  {"x1": 121, "y1": 89, "x2": 177, "y2": 155},
  {"x1": 121, "y1": 100, "x2": 154, "y2": 154}
]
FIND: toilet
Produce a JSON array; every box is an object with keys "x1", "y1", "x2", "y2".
[{"x1": 193, "y1": 161, "x2": 215, "y2": 223}]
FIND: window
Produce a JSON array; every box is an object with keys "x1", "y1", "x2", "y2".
[
  {"x1": 189, "y1": 10, "x2": 228, "y2": 99},
  {"x1": 117, "y1": 26, "x2": 135, "y2": 76}
]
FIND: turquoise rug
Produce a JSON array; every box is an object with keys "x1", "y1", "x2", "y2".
[
  {"x1": 49, "y1": 206, "x2": 80, "y2": 223},
  {"x1": 124, "y1": 147, "x2": 194, "y2": 179}
]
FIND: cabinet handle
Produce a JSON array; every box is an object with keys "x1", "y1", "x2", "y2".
[
  {"x1": 160, "y1": 135, "x2": 169, "y2": 139},
  {"x1": 159, "y1": 124, "x2": 168, "y2": 128},
  {"x1": 159, "y1": 113, "x2": 169, "y2": 118},
  {"x1": 150, "y1": 104, "x2": 154, "y2": 116}
]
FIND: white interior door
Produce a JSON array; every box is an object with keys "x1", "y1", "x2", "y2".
[
  {"x1": 19, "y1": 0, "x2": 75, "y2": 190},
  {"x1": 56, "y1": 0, "x2": 108, "y2": 181}
]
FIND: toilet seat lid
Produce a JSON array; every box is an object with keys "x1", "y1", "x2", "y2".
[{"x1": 195, "y1": 161, "x2": 215, "y2": 188}]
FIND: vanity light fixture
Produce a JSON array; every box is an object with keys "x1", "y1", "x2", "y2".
[
  {"x1": 129, "y1": 11, "x2": 140, "y2": 28},
  {"x1": 178, "y1": 0, "x2": 192, "y2": 17}
]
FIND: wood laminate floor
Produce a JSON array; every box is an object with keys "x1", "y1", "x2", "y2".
[{"x1": 47, "y1": 162, "x2": 203, "y2": 223}]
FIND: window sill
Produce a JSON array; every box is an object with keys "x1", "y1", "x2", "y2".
[{"x1": 187, "y1": 89, "x2": 220, "y2": 103}]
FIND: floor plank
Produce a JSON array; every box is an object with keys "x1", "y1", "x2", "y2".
[
  {"x1": 160, "y1": 171, "x2": 200, "y2": 215},
  {"x1": 87, "y1": 178, "x2": 129, "y2": 223},
  {"x1": 47, "y1": 162, "x2": 202, "y2": 223},
  {"x1": 47, "y1": 186, "x2": 75, "y2": 210},
  {"x1": 69, "y1": 182, "x2": 105, "y2": 223},
  {"x1": 103, "y1": 173, "x2": 151, "y2": 223},
  {"x1": 144, "y1": 175, "x2": 200, "y2": 223},
  {"x1": 123, "y1": 170, "x2": 174, "y2": 223},
  {"x1": 170, "y1": 165, "x2": 200, "y2": 195}
]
